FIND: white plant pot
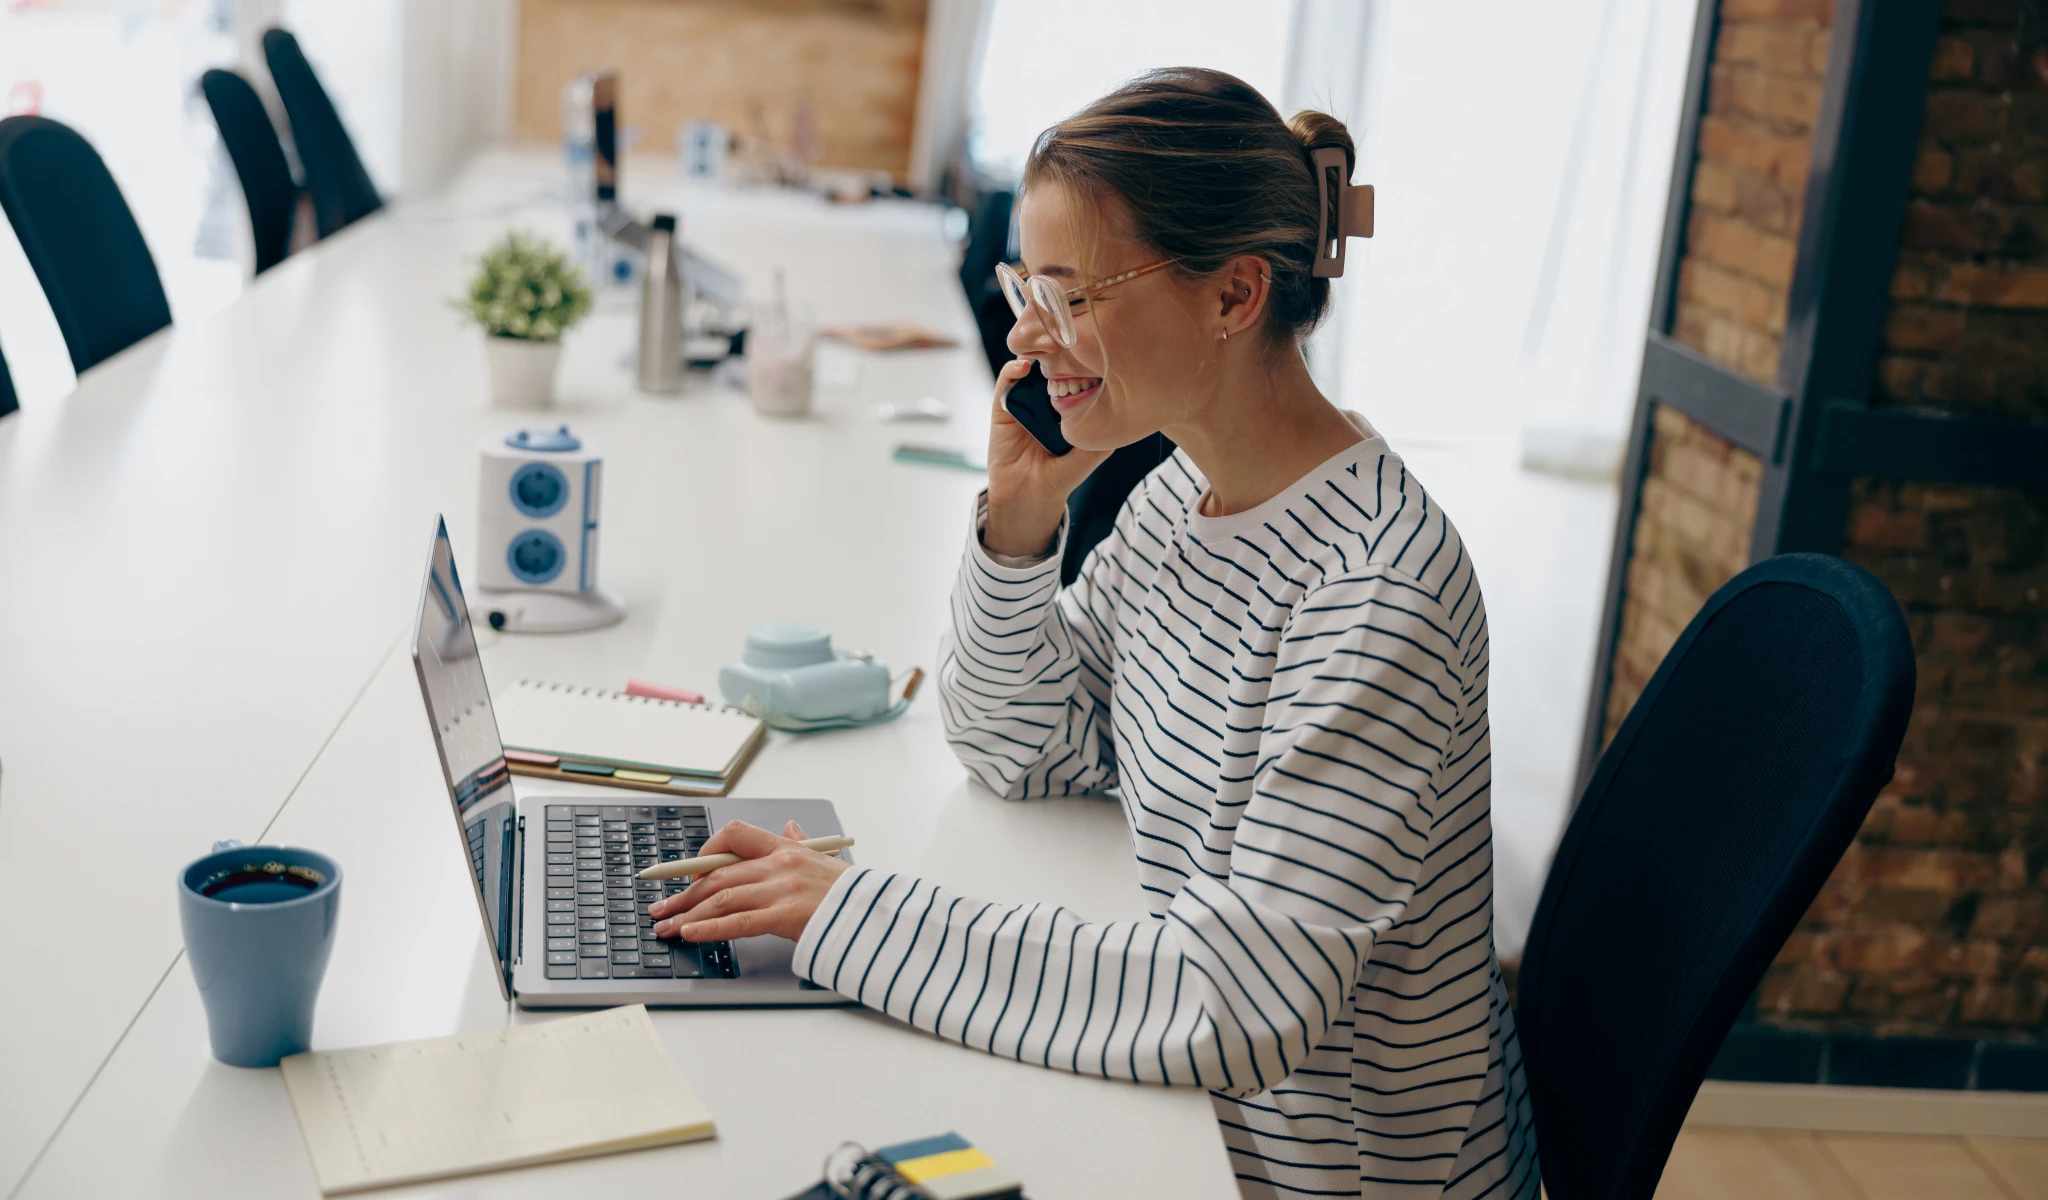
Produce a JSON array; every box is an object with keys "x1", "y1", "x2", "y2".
[{"x1": 483, "y1": 336, "x2": 562, "y2": 409}]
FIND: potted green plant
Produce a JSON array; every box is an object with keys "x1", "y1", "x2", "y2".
[{"x1": 459, "y1": 231, "x2": 592, "y2": 409}]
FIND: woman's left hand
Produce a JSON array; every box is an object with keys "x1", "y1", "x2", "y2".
[{"x1": 648, "y1": 819, "x2": 849, "y2": 942}]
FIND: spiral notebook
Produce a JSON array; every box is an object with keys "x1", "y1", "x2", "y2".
[
  {"x1": 280, "y1": 1005, "x2": 715, "y2": 1195},
  {"x1": 492, "y1": 679, "x2": 765, "y2": 797}
]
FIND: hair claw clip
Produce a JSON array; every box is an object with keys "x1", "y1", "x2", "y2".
[{"x1": 1311, "y1": 146, "x2": 1374, "y2": 278}]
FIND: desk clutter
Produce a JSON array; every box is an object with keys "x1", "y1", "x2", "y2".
[
  {"x1": 279, "y1": 1005, "x2": 714, "y2": 1195},
  {"x1": 0, "y1": 38, "x2": 1237, "y2": 1200}
]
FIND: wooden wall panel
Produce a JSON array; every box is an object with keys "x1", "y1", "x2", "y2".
[{"x1": 515, "y1": 0, "x2": 928, "y2": 177}]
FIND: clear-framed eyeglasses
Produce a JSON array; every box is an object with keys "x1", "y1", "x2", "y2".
[{"x1": 994, "y1": 258, "x2": 1177, "y2": 347}]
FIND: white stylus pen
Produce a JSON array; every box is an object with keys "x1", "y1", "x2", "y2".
[{"x1": 636, "y1": 835, "x2": 855, "y2": 881}]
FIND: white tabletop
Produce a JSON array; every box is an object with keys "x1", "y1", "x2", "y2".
[{"x1": 1, "y1": 150, "x2": 1233, "y2": 1199}]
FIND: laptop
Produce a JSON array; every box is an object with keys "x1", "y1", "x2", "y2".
[{"x1": 410, "y1": 516, "x2": 850, "y2": 1008}]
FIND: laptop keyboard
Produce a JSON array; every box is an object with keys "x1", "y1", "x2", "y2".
[{"x1": 538, "y1": 804, "x2": 740, "y2": 982}]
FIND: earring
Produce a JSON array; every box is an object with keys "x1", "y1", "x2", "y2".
[{"x1": 1221, "y1": 329, "x2": 1230, "y2": 341}]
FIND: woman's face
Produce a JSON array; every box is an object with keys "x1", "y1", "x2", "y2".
[{"x1": 1006, "y1": 182, "x2": 1222, "y2": 452}]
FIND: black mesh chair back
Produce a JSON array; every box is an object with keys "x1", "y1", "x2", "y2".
[
  {"x1": 1518, "y1": 552, "x2": 1914, "y2": 1200},
  {"x1": 1063, "y1": 435, "x2": 1175, "y2": 586},
  {"x1": 959, "y1": 187, "x2": 1014, "y2": 301},
  {"x1": 960, "y1": 189, "x2": 1016, "y2": 377},
  {"x1": 262, "y1": 28, "x2": 382, "y2": 238},
  {"x1": 201, "y1": 68, "x2": 297, "y2": 274},
  {"x1": 0, "y1": 116, "x2": 172, "y2": 374},
  {"x1": 0, "y1": 336, "x2": 17, "y2": 418}
]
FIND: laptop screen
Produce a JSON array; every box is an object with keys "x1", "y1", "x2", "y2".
[{"x1": 409, "y1": 517, "x2": 515, "y2": 984}]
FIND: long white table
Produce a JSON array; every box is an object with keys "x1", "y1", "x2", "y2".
[{"x1": 0, "y1": 150, "x2": 1234, "y2": 1199}]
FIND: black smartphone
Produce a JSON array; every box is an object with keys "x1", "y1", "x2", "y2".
[{"x1": 1002, "y1": 361, "x2": 1073, "y2": 456}]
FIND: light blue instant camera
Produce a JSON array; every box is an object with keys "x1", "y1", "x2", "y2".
[{"x1": 719, "y1": 624, "x2": 908, "y2": 731}]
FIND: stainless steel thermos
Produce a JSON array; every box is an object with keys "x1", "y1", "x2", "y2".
[{"x1": 636, "y1": 212, "x2": 683, "y2": 394}]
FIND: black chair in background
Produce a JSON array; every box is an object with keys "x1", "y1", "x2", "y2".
[
  {"x1": 1062, "y1": 434, "x2": 1174, "y2": 585},
  {"x1": 201, "y1": 68, "x2": 298, "y2": 274},
  {"x1": 0, "y1": 337, "x2": 18, "y2": 418},
  {"x1": 1517, "y1": 553, "x2": 1915, "y2": 1200},
  {"x1": 263, "y1": 28, "x2": 382, "y2": 238},
  {"x1": 958, "y1": 187, "x2": 1015, "y2": 378},
  {"x1": 0, "y1": 116, "x2": 172, "y2": 374}
]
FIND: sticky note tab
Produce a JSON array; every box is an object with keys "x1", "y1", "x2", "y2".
[
  {"x1": 503, "y1": 749, "x2": 560, "y2": 766},
  {"x1": 920, "y1": 1164, "x2": 1025, "y2": 1200},
  {"x1": 876, "y1": 1133, "x2": 1021, "y2": 1200},
  {"x1": 893, "y1": 1147, "x2": 995, "y2": 1184},
  {"x1": 614, "y1": 769, "x2": 674, "y2": 785},
  {"x1": 560, "y1": 760, "x2": 616, "y2": 777},
  {"x1": 625, "y1": 679, "x2": 705, "y2": 704}
]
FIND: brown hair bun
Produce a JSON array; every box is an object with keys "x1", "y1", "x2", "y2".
[{"x1": 1288, "y1": 108, "x2": 1356, "y2": 179}]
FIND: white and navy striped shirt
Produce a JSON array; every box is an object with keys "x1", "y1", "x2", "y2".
[{"x1": 795, "y1": 430, "x2": 1537, "y2": 1199}]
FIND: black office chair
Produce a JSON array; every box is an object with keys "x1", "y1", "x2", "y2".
[
  {"x1": 0, "y1": 336, "x2": 18, "y2": 418},
  {"x1": 1517, "y1": 552, "x2": 1915, "y2": 1200},
  {"x1": 201, "y1": 68, "x2": 298, "y2": 274},
  {"x1": 1063, "y1": 434, "x2": 1175, "y2": 586},
  {"x1": 0, "y1": 116, "x2": 173, "y2": 374},
  {"x1": 959, "y1": 188, "x2": 1013, "y2": 299},
  {"x1": 958, "y1": 188, "x2": 1016, "y2": 377},
  {"x1": 262, "y1": 28, "x2": 382, "y2": 238}
]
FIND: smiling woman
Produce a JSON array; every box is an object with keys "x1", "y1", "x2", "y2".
[{"x1": 656, "y1": 68, "x2": 1538, "y2": 1200}]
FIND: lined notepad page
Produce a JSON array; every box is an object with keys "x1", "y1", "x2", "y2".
[
  {"x1": 280, "y1": 1006, "x2": 715, "y2": 1195},
  {"x1": 493, "y1": 679, "x2": 762, "y2": 778}
]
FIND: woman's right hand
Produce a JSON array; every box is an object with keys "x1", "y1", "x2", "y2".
[{"x1": 984, "y1": 358, "x2": 1111, "y2": 559}]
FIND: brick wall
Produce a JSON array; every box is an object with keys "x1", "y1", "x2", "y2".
[
  {"x1": 1879, "y1": 2, "x2": 2048, "y2": 419},
  {"x1": 1671, "y1": 0, "x2": 1833, "y2": 385},
  {"x1": 1604, "y1": 408, "x2": 1762, "y2": 741},
  {"x1": 1604, "y1": 0, "x2": 1831, "y2": 743},
  {"x1": 1755, "y1": 0, "x2": 2048, "y2": 1039}
]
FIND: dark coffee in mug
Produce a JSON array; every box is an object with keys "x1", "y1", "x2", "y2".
[
  {"x1": 195, "y1": 860, "x2": 329, "y2": 904},
  {"x1": 179, "y1": 842, "x2": 342, "y2": 1067}
]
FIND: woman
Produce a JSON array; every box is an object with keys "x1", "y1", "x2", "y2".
[{"x1": 651, "y1": 68, "x2": 1537, "y2": 1200}]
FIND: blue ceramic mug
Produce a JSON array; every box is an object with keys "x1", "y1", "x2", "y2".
[{"x1": 177, "y1": 840, "x2": 342, "y2": 1067}]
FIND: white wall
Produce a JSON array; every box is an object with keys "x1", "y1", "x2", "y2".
[
  {"x1": 281, "y1": 0, "x2": 515, "y2": 200},
  {"x1": 400, "y1": 0, "x2": 517, "y2": 196}
]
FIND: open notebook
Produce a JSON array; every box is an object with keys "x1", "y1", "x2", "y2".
[
  {"x1": 493, "y1": 679, "x2": 765, "y2": 797},
  {"x1": 280, "y1": 1005, "x2": 714, "y2": 1195}
]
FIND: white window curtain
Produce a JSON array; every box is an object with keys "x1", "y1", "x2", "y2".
[
  {"x1": 1319, "y1": 0, "x2": 1699, "y2": 457},
  {"x1": 1282, "y1": 0, "x2": 1382, "y2": 403}
]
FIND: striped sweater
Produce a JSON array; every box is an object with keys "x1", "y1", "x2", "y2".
[{"x1": 794, "y1": 431, "x2": 1538, "y2": 1199}]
